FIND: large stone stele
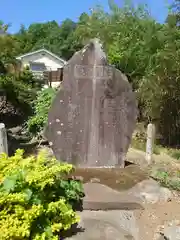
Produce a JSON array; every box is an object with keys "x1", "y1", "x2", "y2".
[{"x1": 44, "y1": 39, "x2": 137, "y2": 167}]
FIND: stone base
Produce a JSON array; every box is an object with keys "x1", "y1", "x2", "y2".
[
  {"x1": 83, "y1": 182, "x2": 143, "y2": 210},
  {"x1": 66, "y1": 210, "x2": 138, "y2": 240},
  {"x1": 65, "y1": 179, "x2": 173, "y2": 240},
  {"x1": 69, "y1": 165, "x2": 148, "y2": 192}
]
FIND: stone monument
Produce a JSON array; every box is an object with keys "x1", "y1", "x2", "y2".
[{"x1": 44, "y1": 39, "x2": 137, "y2": 167}]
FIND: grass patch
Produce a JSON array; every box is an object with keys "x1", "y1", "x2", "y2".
[
  {"x1": 131, "y1": 138, "x2": 161, "y2": 155},
  {"x1": 131, "y1": 127, "x2": 180, "y2": 191},
  {"x1": 166, "y1": 148, "x2": 180, "y2": 160},
  {"x1": 131, "y1": 137, "x2": 180, "y2": 160},
  {"x1": 150, "y1": 169, "x2": 180, "y2": 191}
]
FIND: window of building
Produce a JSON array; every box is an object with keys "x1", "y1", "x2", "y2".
[{"x1": 30, "y1": 62, "x2": 46, "y2": 71}]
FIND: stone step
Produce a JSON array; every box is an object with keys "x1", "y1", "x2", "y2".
[{"x1": 83, "y1": 182, "x2": 143, "y2": 210}]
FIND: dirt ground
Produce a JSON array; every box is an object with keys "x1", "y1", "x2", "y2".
[
  {"x1": 128, "y1": 148, "x2": 180, "y2": 239},
  {"x1": 134, "y1": 198, "x2": 180, "y2": 239}
]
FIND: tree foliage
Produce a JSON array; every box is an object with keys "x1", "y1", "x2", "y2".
[
  {"x1": 0, "y1": 68, "x2": 40, "y2": 120},
  {"x1": 74, "y1": 0, "x2": 180, "y2": 146},
  {"x1": 14, "y1": 20, "x2": 82, "y2": 60},
  {"x1": 27, "y1": 88, "x2": 57, "y2": 137},
  {"x1": 1, "y1": 0, "x2": 180, "y2": 146}
]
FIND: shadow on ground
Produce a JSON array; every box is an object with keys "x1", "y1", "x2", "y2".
[{"x1": 60, "y1": 224, "x2": 85, "y2": 239}]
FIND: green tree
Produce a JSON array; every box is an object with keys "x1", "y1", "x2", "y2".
[
  {"x1": 0, "y1": 23, "x2": 20, "y2": 73},
  {"x1": 74, "y1": 0, "x2": 180, "y2": 146},
  {"x1": 2, "y1": 1, "x2": 180, "y2": 146},
  {"x1": 0, "y1": 69, "x2": 39, "y2": 116},
  {"x1": 14, "y1": 20, "x2": 81, "y2": 60}
]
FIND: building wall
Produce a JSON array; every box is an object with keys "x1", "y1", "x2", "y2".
[
  {"x1": 20, "y1": 52, "x2": 64, "y2": 70},
  {"x1": 51, "y1": 82, "x2": 61, "y2": 88},
  {"x1": 19, "y1": 51, "x2": 65, "y2": 88}
]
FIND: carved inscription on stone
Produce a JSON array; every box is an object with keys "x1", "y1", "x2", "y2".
[{"x1": 74, "y1": 65, "x2": 113, "y2": 79}]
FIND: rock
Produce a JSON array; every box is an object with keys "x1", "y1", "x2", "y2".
[
  {"x1": 66, "y1": 210, "x2": 139, "y2": 240},
  {"x1": 127, "y1": 179, "x2": 172, "y2": 204},
  {"x1": 8, "y1": 126, "x2": 22, "y2": 134},
  {"x1": 82, "y1": 178, "x2": 172, "y2": 210},
  {"x1": 154, "y1": 220, "x2": 180, "y2": 240},
  {"x1": 68, "y1": 219, "x2": 132, "y2": 240},
  {"x1": 44, "y1": 38, "x2": 137, "y2": 167},
  {"x1": 163, "y1": 225, "x2": 180, "y2": 239},
  {"x1": 82, "y1": 182, "x2": 143, "y2": 210},
  {"x1": 90, "y1": 178, "x2": 101, "y2": 183},
  {"x1": 156, "y1": 233, "x2": 167, "y2": 240},
  {"x1": 72, "y1": 176, "x2": 84, "y2": 181},
  {"x1": 65, "y1": 179, "x2": 176, "y2": 240}
]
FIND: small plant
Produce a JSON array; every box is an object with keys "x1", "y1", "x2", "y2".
[
  {"x1": 27, "y1": 87, "x2": 57, "y2": 137},
  {"x1": 151, "y1": 169, "x2": 180, "y2": 191},
  {"x1": 0, "y1": 149, "x2": 84, "y2": 240},
  {"x1": 131, "y1": 137, "x2": 161, "y2": 155}
]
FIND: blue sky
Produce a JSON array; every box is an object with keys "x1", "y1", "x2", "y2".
[{"x1": 1, "y1": 0, "x2": 173, "y2": 33}]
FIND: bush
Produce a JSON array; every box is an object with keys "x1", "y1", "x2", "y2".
[
  {"x1": 18, "y1": 66, "x2": 43, "y2": 90},
  {"x1": 0, "y1": 68, "x2": 40, "y2": 116},
  {"x1": 0, "y1": 149, "x2": 84, "y2": 240},
  {"x1": 27, "y1": 87, "x2": 57, "y2": 137}
]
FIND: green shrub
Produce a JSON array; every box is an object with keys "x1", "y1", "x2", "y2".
[
  {"x1": 27, "y1": 87, "x2": 57, "y2": 136},
  {"x1": 18, "y1": 66, "x2": 43, "y2": 90},
  {"x1": 0, "y1": 68, "x2": 41, "y2": 115},
  {"x1": 0, "y1": 149, "x2": 84, "y2": 240}
]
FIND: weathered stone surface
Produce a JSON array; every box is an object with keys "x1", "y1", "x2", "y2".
[
  {"x1": 154, "y1": 220, "x2": 180, "y2": 240},
  {"x1": 163, "y1": 225, "x2": 180, "y2": 239},
  {"x1": 83, "y1": 182, "x2": 143, "y2": 210},
  {"x1": 69, "y1": 165, "x2": 148, "y2": 191},
  {"x1": 66, "y1": 210, "x2": 138, "y2": 240},
  {"x1": 82, "y1": 179, "x2": 172, "y2": 210},
  {"x1": 128, "y1": 179, "x2": 172, "y2": 204},
  {"x1": 64, "y1": 179, "x2": 176, "y2": 240},
  {"x1": 44, "y1": 39, "x2": 137, "y2": 167}
]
